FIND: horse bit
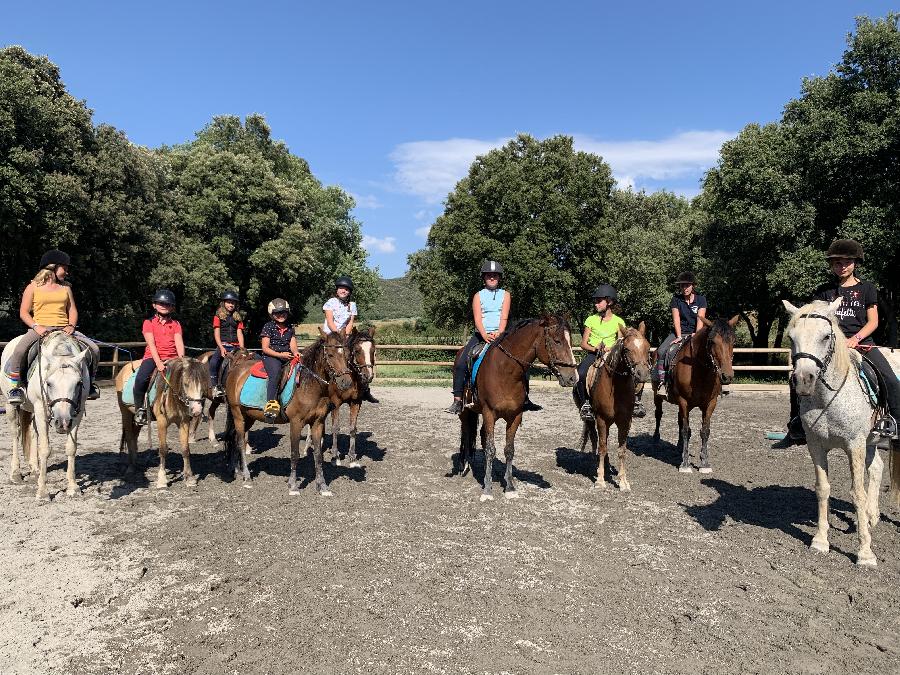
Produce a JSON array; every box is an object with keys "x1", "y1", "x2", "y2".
[{"x1": 790, "y1": 312, "x2": 838, "y2": 392}]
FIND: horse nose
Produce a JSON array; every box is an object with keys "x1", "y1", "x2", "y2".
[
  {"x1": 339, "y1": 375, "x2": 353, "y2": 391},
  {"x1": 190, "y1": 403, "x2": 203, "y2": 417},
  {"x1": 721, "y1": 373, "x2": 733, "y2": 385}
]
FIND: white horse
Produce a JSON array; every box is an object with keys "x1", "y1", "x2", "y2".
[
  {"x1": 784, "y1": 298, "x2": 900, "y2": 566},
  {"x1": 1, "y1": 331, "x2": 91, "y2": 500}
]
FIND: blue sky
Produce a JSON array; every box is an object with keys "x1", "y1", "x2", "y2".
[{"x1": 4, "y1": 1, "x2": 895, "y2": 277}]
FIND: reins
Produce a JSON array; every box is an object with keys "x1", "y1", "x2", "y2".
[
  {"x1": 494, "y1": 320, "x2": 577, "y2": 377},
  {"x1": 791, "y1": 313, "x2": 839, "y2": 392}
]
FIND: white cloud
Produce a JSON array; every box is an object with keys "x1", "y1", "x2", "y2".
[
  {"x1": 349, "y1": 192, "x2": 383, "y2": 209},
  {"x1": 362, "y1": 234, "x2": 396, "y2": 253},
  {"x1": 413, "y1": 209, "x2": 432, "y2": 221},
  {"x1": 389, "y1": 130, "x2": 735, "y2": 202},
  {"x1": 415, "y1": 225, "x2": 431, "y2": 239}
]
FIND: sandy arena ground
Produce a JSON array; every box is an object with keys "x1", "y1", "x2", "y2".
[{"x1": 0, "y1": 385, "x2": 898, "y2": 674}]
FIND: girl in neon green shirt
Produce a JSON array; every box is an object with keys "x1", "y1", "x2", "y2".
[{"x1": 576, "y1": 285, "x2": 626, "y2": 420}]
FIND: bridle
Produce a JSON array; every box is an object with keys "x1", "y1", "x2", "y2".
[
  {"x1": 496, "y1": 321, "x2": 578, "y2": 378},
  {"x1": 349, "y1": 335, "x2": 375, "y2": 383},
  {"x1": 604, "y1": 335, "x2": 646, "y2": 378},
  {"x1": 36, "y1": 333, "x2": 87, "y2": 427},
  {"x1": 161, "y1": 366, "x2": 206, "y2": 409},
  {"x1": 790, "y1": 312, "x2": 839, "y2": 392}
]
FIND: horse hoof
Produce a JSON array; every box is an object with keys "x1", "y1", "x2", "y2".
[
  {"x1": 289, "y1": 489, "x2": 301, "y2": 496},
  {"x1": 504, "y1": 490, "x2": 520, "y2": 500},
  {"x1": 856, "y1": 555, "x2": 877, "y2": 568},
  {"x1": 619, "y1": 483, "x2": 632, "y2": 493},
  {"x1": 349, "y1": 461, "x2": 361, "y2": 468},
  {"x1": 9, "y1": 473, "x2": 23, "y2": 485},
  {"x1": 592, "y1": 480, "x2": 607, "y2": 490},
  {"x1": 319, "y1": 489, "x2": 334, "y2": 497},
  {"x1": 66, "y1": 487, "x2": 81, "y2": 498},
  {"x1": 242, "y1": 483, "x2": 253, "y2": 490},
  {"x1": 479, "y1": 494, "x2": 494, "y2": 502},
  {"x1": 698, "y1": 467, "x2": 712, "y2": 474},
  {"x1": 35, "y1": 493, "x2": 50, "y2": 503},
  {"x1": 678, "y1": 465, "x2": 693, "y2": 473},
  {"x1": 332, "y1": 458, "x2": 342, "y2": 467},
  {"x1": 185, "y1": 477, "x2": 198, "y2": 488},
  {"x1": 810, "y1": 540, "x2": 829, "y2": 554}
]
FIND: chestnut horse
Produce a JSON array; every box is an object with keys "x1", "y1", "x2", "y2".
[
  {"x1": 454, "y1": 313, "x2": 578, "y2": 501},
  {"x1": 577, "y1": 324, "x2": 651, "y2": 491},
  {"x1": 223, "y1": 331, "x2": 353, "y2": 496},
  {"x1": 652, "y1": 315, "x2": 739, "y2": 473},
  {"x1": 196, "y1": 348, "x2": 255, "y2": 451}
]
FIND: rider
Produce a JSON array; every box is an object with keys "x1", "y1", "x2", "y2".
[
  {"x1": 134, "y1": 289, "x2": 184, "y2": 426},
  {"x1": 575, "y1": 285, "x2": 626, "y2": 421},
  {"x1": 3, "y1": 250, "x2": 100, "y2": 406},
  {"x1": 260, "y1": 298, "x2": 301, "y2": 422},
  {"x1": 209, "y1": 290, "x2": 245, "y2": 399},
  {"x1": 445, "y1": 260, "x2": 541, "y2": 415},
  {"x1": 322, "y1": 276, "x2": 378, "y2": 404},
  {"x1": 655, "y1": 271, "x2": 707, "y2": 397},
  {"x1": 787, "y1": 239, "x2": 900, "y2": 442}
]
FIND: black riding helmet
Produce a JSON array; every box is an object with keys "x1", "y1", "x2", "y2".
[
  {"x1": 826, "y1": 239, "x2": 864, "y2": 261},
  {"x1": 480, "y1": 260, "x2": 504, "y2": 276},
  {"x1": 220, "y1": 290, "x2": 240, "y2": 302},
  {"x1": 335, "y1": 276, "x2": 354, "y2": 292},
  {"x1": 592, "y1": 284, "x2": 617, "y2": 301},
  {"x1": 152, "y1": 289, "x2": 176, "y2": 306},
  {"x1": 675, "y1": 271, "x2": 697, "y2": 286},
  {"x1": 40, "y1": 249, "x2": 71, "y2": 269}
]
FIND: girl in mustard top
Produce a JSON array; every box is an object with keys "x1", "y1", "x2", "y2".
[{"x1": 3, "y1": 250, "x2": 100, "y2": 405}]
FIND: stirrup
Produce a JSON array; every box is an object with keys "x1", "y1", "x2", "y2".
[
  {"x1": 579, "y1": 401, "x2": 594, "y2": 421},
  {"x1": 633, "y1": 400, "x2": 646, "y2": 418},
  {"x1": 264, "y1": 400, "x2": 281, "y2": 421},
  {"x1": 211, "y1": 385, "x2": 225, "y2": 400},
  {"x1": 87, "y1": 383, "x2": 101, "y2": 400},
  {"x1": 872, "y1": 413, "x2": 898, "y2": 440},
  {"x1": 7, "y1": 387, "x2": 24, "y2": 405},
  {"x1": 134, "y1": 408, "x2": 148, "y2": 426},
  {"x1": 445, "y1": 399, "x2": 463, "y2": 415}
]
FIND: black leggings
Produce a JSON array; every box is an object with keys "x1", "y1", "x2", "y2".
[
  {"x1": 132, "y1": 359, "x2": 158, "y2": 409},
  {"x1": 209, "y1": 344, "x2": 238, "y2": 385},
  {"x1": 575, "y1": 352, "x2": 598, "y2": 405},
  {"x1": 452, "y1": 334, "x2": 484, "y2": 398},
  {"x1": 262, "y1": 354, "x2": 287, "y2": 401}
]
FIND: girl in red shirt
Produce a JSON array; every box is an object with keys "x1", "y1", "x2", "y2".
[{"x1": 133, "y1": 289, "x2": 185, "y2": 425}]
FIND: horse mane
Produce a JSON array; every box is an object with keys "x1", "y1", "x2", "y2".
[
  {"x1": 300, "y1": 339, "x2": 325, "y2": 382},
  {"x1": 707, "y1": 317, "x2": 736, "y2": 344},
  {"x1": 787, "y1": 300, "x2": 853, "y2": 378},
  {"x1": 496, "y1": 312, "x2": 572, "y2": 344},
  {"x1": 41, "y1": 331, "x2": 81, "y2": 358},
  {"x1": 166, "y1": 356, "x2": 206, "y2": 392}
]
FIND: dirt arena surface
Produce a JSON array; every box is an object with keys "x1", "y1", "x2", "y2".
[{"x1": 1, "y1": 385, "x2": 898, "y2": 674}]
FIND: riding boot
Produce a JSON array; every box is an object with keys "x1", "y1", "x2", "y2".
[
  {"x1": 88, "y1": 382, "x2": 101, "y2": 400},
  {"x1": 445, "y1": 398, "x2": 463, "y2": 414},
  {"x1": 7, "y1": 386, "x2": 24, "y2": 406},
  {"x1": 361, "y1": 383, "x2": 379, "y2": 404},
  {"x1": 633, "y1": 393, "x2": 646, "y2": 418},
  {"x1": 134, "y1": 402, "x2": 149, "y2": 426},
  {"x1": 787, "y1": 416, "x2": 806, "y2": 443}
]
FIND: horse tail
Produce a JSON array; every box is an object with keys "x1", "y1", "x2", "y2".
[
  {"x1": 579, "y1": 421, "x2": 589, "y2": 452},
  {"x1": 890, "y1": 446, "x2": 900, "y2": 510}
]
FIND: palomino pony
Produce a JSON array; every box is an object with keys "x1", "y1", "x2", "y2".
[
  {"x1": 653, "y1": 315, "x2": 739, "y2": 473},
  {"x1": 576, "y1": 323, "x2": 651, "y2": 491},
  {"x1": 454, "y1": 313, "x2": 579, "y2": 501},
  {"x1": 116, "y1": 357, "x2": 208, "y2": 488},
  {"x1": 306, "y1": 327, "x2": 377, "y2": 468},
  {"x1": 1, "y1": 331, "x2": 91, "y2": 500},
  {"x1": 784, "y1": 298, "x2": 900, "y2": 566},
  {"x1": 223, "y1": 330, "x2": 353, "y2": 496}
]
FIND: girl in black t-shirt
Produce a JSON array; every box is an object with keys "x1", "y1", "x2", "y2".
[
  {"x1": 787, "y1": 240, "x2": 900, "y2": 441},
  {"x1": 259, "y1": 297, "x2": 301, "y2": 421},
  {"x1": 654, "y1": 271, "x2": 708, "y2": 395}
]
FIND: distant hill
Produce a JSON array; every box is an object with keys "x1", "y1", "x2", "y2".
[{"x1": 303, "y1": 275, "x2": 423, "y2": 322}]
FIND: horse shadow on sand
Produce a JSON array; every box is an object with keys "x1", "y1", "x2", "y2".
[
  {"x1": 681, "y1": 477, "x2": 900, "y2": 560},
  {"x1": 554, "y1": 427, "x2": 677, "y2": 483},
  {"x1": 446, "y1": 448, "x2": 551, "y2": 491}
]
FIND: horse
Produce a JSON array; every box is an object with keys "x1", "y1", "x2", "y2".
[
  {"x1": 305, "y1": 326, "x2": 377, "y2": 468},
  {"x1": 0, "y1": 331, "x2": 91, "y2": 500},
  {"x1": 454, "y1": 312, "x2": 579, "y2": 502},
  {"x1": 223, "y1": 330, "x2": 353, "y2": 496},
  {"x1": 576, "y1": 323, "x2": 651, "y2": 491},
  {"x1": 196, "y1": 348, "x2": 256, "y2": 452},
  {"x1": 784, "y1": 298, "x2": 900, "y2": 566},
  {"x1": 116, "y1": 357, "x2": 208, "y2": 489},
  {"x1": 652, "y1": 314, "x2": 739, "y2": 473}
]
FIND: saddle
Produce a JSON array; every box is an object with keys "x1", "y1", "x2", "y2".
[
  {"x1": 584, "y1": 348, "x2": 612, "y2": 396},
  {"x1": 462, "y1": 341, "x2": 489, "y2": 407},
  {"x1": 23, "y1": 332, "x2": 96, "y2": 383},
  {"x1": 653, "y1": 335, "x2": 691, "y2": 387},
  {"x1": 858, "y1": 355, "x2": 882, "y2": 408},
  {"x1": 857, "y1": 348, "x2": 896, "y2": 446}
]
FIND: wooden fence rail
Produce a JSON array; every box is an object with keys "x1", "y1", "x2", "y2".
[{"x1": 0, "y1": 340, "x2": 794, "y2": 379}]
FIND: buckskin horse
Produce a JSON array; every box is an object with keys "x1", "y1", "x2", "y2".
[
  {"x1": 116, "y1": 356, "x2": 208, "y2": 488},
  {"x1": 652, "y1": 314, "x2": 739, "y2": 473},
  {"x1": 453, "y1": 313, "x2": 578, "y2": 501},
  {"x1": 223, "y1": 330, "x2": 353, "y2": 496},
  {"x1": 576, "y1": 323, "x2": 651, "y2": 491}
]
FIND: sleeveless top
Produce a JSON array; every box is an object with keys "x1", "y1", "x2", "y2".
[
  {"x1": 213, "y1": 313, "x2": 244, "y2": 344},
  {"x1": 478, "y1": 288, "x2": 506, "y2": 333},
  {"x1": 32, "y1": 286, "x2": 69, "y2": 327}
]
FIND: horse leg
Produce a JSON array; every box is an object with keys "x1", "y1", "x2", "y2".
[
  {"x1": 155, "y1": 417, "x2": 169, "y2": 489},
  {"x1": 233, "y1": 413, "x2": 252, "y2": 484},
  {"x1": 346, "y1": 402, "x2": 362, "y2": 468},
  {"x1": 34, "y1": 418, "x2": 51, "y2": 501},
  {"x1": 311, "y1": 419, "x2": 332, "y2": 497},
  {"x1": 288, "y1": 417, "x2": 303, "y2": 495},
  {"x1": 65, "y1": 427, "x2": 80, "y2": 497},
  {"x1": 180, "y1": 421, "x2": 197, "y2": 487},
  {"x1": 697, "y1": 401, "x2": 716, "y2": 474},
  {"x1": 677, "y1": 403, "x2": 692, "y2": 473},
  {"x1": 616, "y1": 421, "x2": 631, "y2": 493},
  {"x1": 480, "y1": 409, "x2": 498, "y2": 502},
  {"x1": 594, "y1": 417, "x2": 609, "y2": 489},
  {"x1": 864, "y1": 445, "x2": 883, "y2": 529},
  {"x1": 123, "y1": 414, "x2": 140, "y2": 480},
  {"x1": 848, "y1": 445, "x2": 876, "y2": 566},
  {"x1": 206, "y1": 399, "x2": 220, "y2": 450},
  {"x1": 331, "y1": 404, "x2": 342, "y2": 466},
  {"x1": 653, "y1": 394, "x2": 663, "y2": 444},
  {"x1": 808, "y1": 443, "x2": 830, "y2": 554},
  {"x1": 8, "y1": 410, "x2": 22, "y2": 483},
  {"x1": 24, "y1": 412, "x2": 37, "y2": 478},
  {"x1": 502, "y1": 413, "x2": 523, "y2": 498}
]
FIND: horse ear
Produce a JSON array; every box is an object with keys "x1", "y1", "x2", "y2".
[
  {"x1": 369, "y1": 325, "x2": 377, "y2": 336},
  {"x1": 827, "y1": 296, "x2": 843, "y2": 314},
  {"x1": 782, "y1": 300, "x2": 800, "y2": 315},
  {"x1": 351, "y1": 326, "x2": 358, "y2": 335},
  {"x1": 74, "y1": 348, "x2": 90, "y2": 366},
  {"x1": 728, "y1": 314, "x2": 740, "y2": 328},
  {"x1": 638, "y1": 321, "x2": 646, "y2": 336},
  {"x1": 698, "y1": 315, "x2": 713, "y2": 328},
  {"x1": 318, "y1": 327, "x2": 327, "y2": 339}
]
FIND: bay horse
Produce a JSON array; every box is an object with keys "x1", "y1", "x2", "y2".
[
  {"x1": 1, "y1": 331, "x2": 92, "y2": 500},
  {"x1": 652, "y1": 314, "x2": 739, "y2": 473},
  {"x1": 576, "y1": 323, "x2": 651, "y2": 491},
  {"x1": 454, "y1": 312, "x2": 579, "y2": 502},
  {"x1": 196, "y1": 348, "x2": 255, "y2": 452},
  {"x1": 116, "y1": 357, "x2": 208, "y2": 488},
  {"x1": 306, "y1": 327, "x2": 377, "y2": 468},
  {"x1": 223, "y1": 330, "x2": 353, "y2": 496},
  {"x1": 784, "y1": 298, "x2": 900, "y2": 566}
]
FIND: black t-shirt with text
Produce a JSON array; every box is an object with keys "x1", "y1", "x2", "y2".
[
  {"x1": 671, "y1": 293, "x2": 708, "y2": 335},
  {"x1": 813, "y1": 280, "x2": 878, "y2": 344}
]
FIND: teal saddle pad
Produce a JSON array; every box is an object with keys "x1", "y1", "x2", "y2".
[
  {"x1": 120, "y1": 368, "x2": 160, "y2": 408},
  {"x1": 470, "y1": 342, "x2": 492, "y2": 386},
  {"x1": 239, "y1": 362, "x2": 300, "y2": 410}
]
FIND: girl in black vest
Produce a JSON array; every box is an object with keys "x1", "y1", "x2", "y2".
[{"x1": 209, "y1": 290, "x2": 245, "y2": 398}]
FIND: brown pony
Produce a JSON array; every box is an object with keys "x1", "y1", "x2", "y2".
[
  {"x1": 196, "y1": 348, "x2": 255, "y2": 451},
  {"x1": 652, "y1": 315, "x2": 739, "y2": 473},
  {"x1": 455, "y1": 313, "x2": 579, "y2": 501},
  {"x1": 116, "y1": 357, "x2": 208, "y2": 488},
  {"x1": 307, "y1": 327, "x2": 377, "y2": 468},
  {"x1": 577, "y1": 324, "x2": 651, "y2": 491},
  {"x1": 223, "y1": 330, "x2": 353, "y2": 496}
]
